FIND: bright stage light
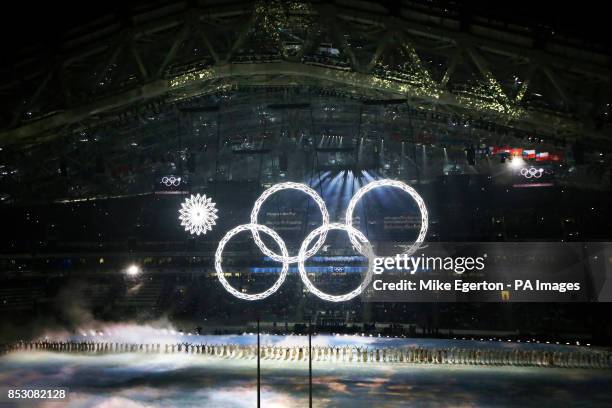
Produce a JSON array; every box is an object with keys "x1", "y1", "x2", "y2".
[
  {"x1": 510, "y1": 157, "x2": 524, "y2": 168},
  {"x1": 126, "y1": 264, "x2": 140, "y2": 276},
  {"x1": 179, "y1": 194, "x2": 218, "y2": 236},
  {"x1": 345, "y1": 179, "x2": 428, "y2": 257}
]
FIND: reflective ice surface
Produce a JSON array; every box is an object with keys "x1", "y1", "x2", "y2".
[{"x1": 1, "y1": 349, "x2": 611, "y2": 407}]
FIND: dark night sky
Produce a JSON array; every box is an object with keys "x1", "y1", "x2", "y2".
[{"x1": 0, "y1": 0, "x2": 609, "y2": 66}]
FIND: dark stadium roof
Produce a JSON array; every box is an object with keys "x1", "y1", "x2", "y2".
[{"x1": 0, "y1": 0, "x2": 610, "y2": 203}]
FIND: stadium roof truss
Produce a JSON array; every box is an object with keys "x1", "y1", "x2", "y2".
[{"x1": 0, "y1": 0, "x2": 611, "y2": 147}]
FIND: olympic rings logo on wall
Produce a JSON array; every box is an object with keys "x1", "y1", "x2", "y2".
[
  {"x1": 215, "y1": 179, "x2": 428, "y2": 302},
  {"x1": 520, "y1": 167, "x2": 544, "y2": 179},
  {"x1": 161, "y1": 176, "x2": 182, "y2": 186}
]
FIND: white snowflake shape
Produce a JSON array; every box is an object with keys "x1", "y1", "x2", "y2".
[{"x1": 178, "y1": 194, "x2": 218, "y2": 236}]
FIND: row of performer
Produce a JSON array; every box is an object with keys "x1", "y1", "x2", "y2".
[{"x1": 2, "y1": 341, "x2": 611, "y2": 369}]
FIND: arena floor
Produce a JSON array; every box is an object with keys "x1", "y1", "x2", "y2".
[{"x1": 2, "y1": 348, "x2": 611, "y2": 407}]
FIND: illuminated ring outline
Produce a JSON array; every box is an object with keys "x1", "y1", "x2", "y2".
[
  {"x1": 520, "y1": 167, "x2": 543, "y2": 178},
  {"x1": 215, "y1": 223, "x2": 289, "y2": 301},
  {"x1": 161, "y1": 176, "x2": 181, "y2": 186},
  {"x1": 297, "y1": 223, "x2": 374, "y2": 302},
  {"x1": 345, "y1": 179, "x2": 428, "y2": 257},
  {"x1": 250, "y1": 182, "x2": 329, "y2": 263}
]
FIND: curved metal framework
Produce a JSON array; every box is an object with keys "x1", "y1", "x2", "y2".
[{"x1": 0, "y1": 0, "x2": 611, "y2": 147}]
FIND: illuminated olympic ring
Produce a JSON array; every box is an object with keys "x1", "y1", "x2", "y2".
[
  {"x1": 346, "y1": 179, "x2": 428, "y2": 257},
  {"x1": 298, "y1": 223, "x2": 375, "y2": 302},
  {"x1": 161, "y1": 176, "x2": 182, "y2": 186},
  {"x1": 520, "y1": 167, "x2": 544, "y2": 178},
  {"x1": 215, "y1": 223, "x2": 289, "y2": 301},
  {"x1": 215, "y1": 179, "x2": 428, "y2": 302},
  {"x1": 250, "y1": 182, "x2": 329, "y2": 263}
]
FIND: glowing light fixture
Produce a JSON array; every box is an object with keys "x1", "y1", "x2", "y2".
[
  {"x1": 126, "y1": 264, "x2": 140, "y2": 276},
  {"x1": 510, "y1": 157, "x2": 525, "y2": 168}
]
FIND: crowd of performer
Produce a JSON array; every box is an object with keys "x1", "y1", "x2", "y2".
[{"x1": 1, "y1": 340, "x2": 610, "y2": 369}]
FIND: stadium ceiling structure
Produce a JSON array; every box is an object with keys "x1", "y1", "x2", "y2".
[{"x1": 0, "y1": 0, "x2": 611, "y2": 149}]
